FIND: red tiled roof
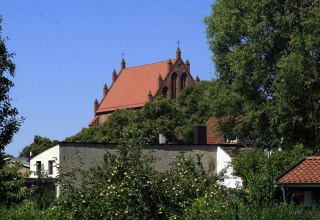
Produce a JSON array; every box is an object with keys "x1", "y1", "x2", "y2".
[
  {"x1": 97, "y1": 59, "x2": 175, "y2": 113},
  {"x1": 89, "y1": 116, "x2": 98, "y2": 126},
  {"x1": 206, "y1": 118, "x2": 225, "y2": 144},
  {"x1": 276, "y1": 157, "x2": 320, "y2": 183}
]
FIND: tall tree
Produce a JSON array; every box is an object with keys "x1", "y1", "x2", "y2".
[
  {"x1": 205, "y1": 0, "x2": 320, "y2": 148},
  {"x1": 0, "y1": 16, "x2": 23, "y2": 167}
]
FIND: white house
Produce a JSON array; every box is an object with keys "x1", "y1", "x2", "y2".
[
  {"x1": 216, "y1": 146, "x2": 242, "y2": 188},
  {"x1": 29, "y1": 145, "x2": 59, "y2": 178}
]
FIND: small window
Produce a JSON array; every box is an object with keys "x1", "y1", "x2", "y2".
[
  {"x1": 36, "y1": 161, "x2": 41, "y2": 172},
  {"x1": 48, "y1": 160, "x2": 54, "y2": 175}
]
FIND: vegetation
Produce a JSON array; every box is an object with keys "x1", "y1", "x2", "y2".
[
  {"x1": 3, "y1": 0, "x2": 320, "y2": 219},
  {"x1": 66, "y1": 82, "x2": 214, "y2": 144},
  {"x1": 0, "y1": 16, "x2": 23, "y2": 168},
  {"x1": 0, "y1": 161, "x2": 30, "y2": 207},
  {"x1": 205, "y1": 0, "x2": 320, "y2": 148},
  {"x1": 19, "y1": 135, "x2": 58, "y2": 157}
]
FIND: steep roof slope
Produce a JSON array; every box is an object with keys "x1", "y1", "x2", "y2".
[{"x1": 97, "y1": 60, "x2": 174, "y2": 113}]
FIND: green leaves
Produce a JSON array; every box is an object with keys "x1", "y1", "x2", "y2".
[
  {"x1": 0, "y1": 17, "x2": 22, "y2": 162},
  {"x1": 205, "y1": 0, "x2": 320, "y2": 148}
]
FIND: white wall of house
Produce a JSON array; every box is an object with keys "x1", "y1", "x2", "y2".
[
  {"x1": 29, "y1": 144, "x2": 60, "y2": 178},
  {"x1": 216, "y1": 146, "x2": 242, "y2": 188}
]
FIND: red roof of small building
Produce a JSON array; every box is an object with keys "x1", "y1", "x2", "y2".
[
  {"x1": 97, "y1": 59, "x2": 175, "y2": 113},
  {"x1": 206, "y1": 118, "x2": 225, "y2": 144},
  {"x1": 276, "y1": 156, "x2": 320, "y2": 183}
]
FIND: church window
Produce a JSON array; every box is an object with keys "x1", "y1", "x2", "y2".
[
  {"x1": 162, "y1": 87, "x2": 168, "y2": 98},
  {"x1": 171, "y1": 72, "x2": 177, "y2": 99},
  {"x1": 181, "y1": 73, "x2": 187, "y2": 90}
]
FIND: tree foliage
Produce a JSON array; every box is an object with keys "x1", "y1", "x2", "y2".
[
  {"x1": 57, "y1": 138, "x2": 220, "y2": 219},
  {"x1": 175, "y1": 81, "x2": 213, "y2": 143},
  {"x1": 205, "y1": 0, "x2": 320, "y2": 148},
  {"x1": 67, "y1": 84, "x2": 217, "y2": 145},
  {"x1": 232, "y1": 145, "x2": 313, "y2": 205},
  {"x1": 19, "y1": 135, "x2": 58, "y2": 157},
  {"x1": 0, "y1": 16, "x2": 23, "y2": 167},
  {"x1": 0, "y1": 161, "x2": 30, "y2": 207}
]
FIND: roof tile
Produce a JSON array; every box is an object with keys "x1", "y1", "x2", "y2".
[
  {"x1": 277, "y1": 156, "x2": 320, "y2": 183},
  {"x1": 97, "y1": 59, "x2": 175, "y2": 113}
]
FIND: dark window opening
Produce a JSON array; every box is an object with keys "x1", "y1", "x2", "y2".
[
  {"x1": 48, "y1": 160, "x2": 54, "y2": 175},
  {"x1": 181, "y1": 73, "x2": 187, "y2": 90},
  {"x1": 171, "y1": 72, "x2": 177, "y2": 99},
  {"x1": 36, "y1": 161, "x2": 41, "y2": 172}
]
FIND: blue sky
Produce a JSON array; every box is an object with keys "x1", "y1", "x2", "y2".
[{"x1": 1, "y1": 0, "x2": 215, "y2": 156}]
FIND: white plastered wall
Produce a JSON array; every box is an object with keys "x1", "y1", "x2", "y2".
[
  {"x1": 29, "y1": 144, "x2": 60, "y2": 178},
  {"x1": 216, "y1": 146, "x2": 242, "y2": 188}
]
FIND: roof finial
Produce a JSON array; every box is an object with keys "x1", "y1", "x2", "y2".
[
  {"x1": 176, "y1": 40, "x2": 180, "y2": 48},
  {"x1": 176, "y1": 43, "x2": 181, "y2": 59},
  {"x1": 121, "y1": 52, "x2": 125, "y2": 59}
]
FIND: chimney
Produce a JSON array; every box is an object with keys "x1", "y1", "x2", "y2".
[
  {"x1": 112, "y1": 69, "x2": 117, "y2": 84},
  {"x1": 121, "y1": 58, "x2": 126, "y2": 70},
  {"x1": 185, "y1": 59, "x2": 190, "y2": 72},
  {"x1": 167, "y1": 59, "x2": 173, "y2": 72},
  {"x1": 195, "y1": 76, "x2": 200, "y2": 83},
  {"x1": 194, "y1": 126, "x2": 207, "y2": 145},
  {"x1": 103, "y1": 84, "x2": 109, "y2": 97},
  {"x1": 94, "y1": 99, "x2": 99, "y2": 116},
  {"x1": 159, "y1": 132, "x2": 166, "y2": 144},
  {"x1": 148, "y1": 90, "x2": 153, "y2": 101},
  {"x1": 176, "y1": 47, "x2": 181, "y2": 59},
  {"x1": 158, "y1": 74, "x2": 163, "y2": 89}
]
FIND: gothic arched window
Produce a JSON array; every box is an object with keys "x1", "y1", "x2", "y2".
[
  {"x1": 181, "y1": 73, "x2": 187, "y2": 91},
  {"x1": 162, "y1": 87, "x2": 168, "y2": 98},
  {"x1": 171, "y1": 72, "x2": 178, "y2": 99}
]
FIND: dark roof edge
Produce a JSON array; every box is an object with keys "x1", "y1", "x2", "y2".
[{"x1": 274, "y1": 182, "x2": 320, "y2": 186}]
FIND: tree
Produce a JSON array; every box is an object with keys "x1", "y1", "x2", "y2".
[
  {"x1": 175, "y1": 81, "x2": 214, "y2": 143},
  {"x1": 65, "y1": 109, "x2": 138, "y2": 143},
  {"x1": 232, "y1": 145, "x2": 313, "y2": 205},
  {"x1": 0, "y1": 161, "x2": 30, "y2": 207},
  {"x1": 0, "y1": 17, "x2": 23, "y2": 168},
  {"x1": 205, "y1": 0, "x2": 320, "y2": 148},
  {"x1": 19, "y1": 135, "x2": 58, "y2": 157}
]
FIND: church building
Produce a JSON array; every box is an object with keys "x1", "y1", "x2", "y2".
[{"x1": 90, "y1": 48, "x2": 198, "y2": 126}]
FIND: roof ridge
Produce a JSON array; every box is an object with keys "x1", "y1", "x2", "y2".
[{"x1": 124, "y1": 59, "x2": 175, "y2": 69}]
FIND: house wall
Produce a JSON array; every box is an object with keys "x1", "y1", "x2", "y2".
[
  {"x1": 30, "y1": 142, "x2": 245, "y2": 196},
  {"x1": 58, "y1": 143, "x2": 217, "y2": 174},
  {"x1": 216, "y1": 146, "x2": 242, "y2": 188},
  {"x1": 29, "y1": 145, "x2": 60, "y2": 178}
]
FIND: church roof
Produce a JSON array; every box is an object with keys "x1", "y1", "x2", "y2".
[{"x1": 96, "y1": 59, "x2": 176, "y2": 113}]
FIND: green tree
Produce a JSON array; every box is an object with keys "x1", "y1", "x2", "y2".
[
  {"x1": 0, "y1": 161, "x2": 30, "y2": 207},
  {"x1": 232, "y1": 145, "x2": 313, "y2": 205},
  {"x1": 175, "y1": 81, "x2": 213, "y2": 143},
  {"x1": 205, "y1": 0, "x2": 320, "y2": 148},
  {"x1": 20, "y1": 135, "x2": 58, "y2": 157},
  {"x1": 138, "y1": 97, "x2": 181, "y2": 144},
  {"x1": 65, "y1": 109, "x2": 138, "y2": 143},
  {"x1": 0, "y1": 16, "x2": 23, "y2": 167}
]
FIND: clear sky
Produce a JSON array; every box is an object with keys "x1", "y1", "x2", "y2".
[{"x1": 1, "y1": 0, "x2": 216, "y2": 156}]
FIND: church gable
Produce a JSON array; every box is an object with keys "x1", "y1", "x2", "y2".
[{"x1": 156, "y1": 48, "x2": 194, "y2": 99}]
